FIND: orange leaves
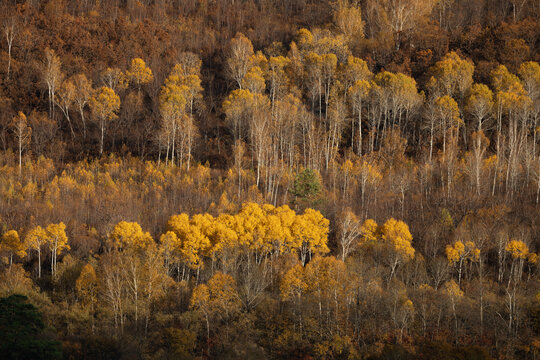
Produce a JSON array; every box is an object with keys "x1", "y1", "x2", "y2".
[
  {"x1": 491, "y1": 65, "x2": 521, "y2": 93},
  {"x1": 24, "y1": 223, "x2": 68, "y2": 278},
  {"x1": 348, "y1": 80, "x2": 371, "y2": 102}
]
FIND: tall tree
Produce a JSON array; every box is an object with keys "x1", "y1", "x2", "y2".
[
  {"x1": 72, "y1": 74, "x2": 92, "y2": 138},
  {"x1": 1, "y1": 230, "x2": 26, "y2": 267},
  {"x1": 126, "y1": 58, "x2": 154, "y2": 92},
  {"x1": 226, "y1": 33, "x2": 254, "y2": 89},
  {"x1": 45, "y1": 223, "x2": 69, "y2": 278},
  {"x1": 43, "y1": 48, "x2": 64, "y2": 119},
  {"x1": 89, "y1": 87, "x2": 120, "y2": 156},
  {"x1": 3, "y1": 15, "x2": 16, "y2": 81},
  {"x1": 24, "y1": 226, "x2": 47, "y2": 278},
  {"x1": 10, "y1": 112, "x2": 31, "y2": 176}
]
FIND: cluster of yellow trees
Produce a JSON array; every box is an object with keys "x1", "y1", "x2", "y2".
[{"x1": 1, "y1": 222, "x2": 68, "y2": 278}]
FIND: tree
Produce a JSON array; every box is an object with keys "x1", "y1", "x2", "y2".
[
  {"x1": 465, "y1": 84, "x2": 493, "y2": 132},
  {"x1": 76, "y1": 263, "x2": 98, "y2": 333},
  {"x1": 190, "y1": 283, "x2": 211, "y2": 354},
  {"x1": 72, "y1": 74, "x2": 93, "y2": 138},
  {"x1": 3, "y1": 15, "x2": 16, "y2": 81},
  {"x1": 100, "y1": 67, "x2": 126, "y2": 93},
  {"x1": 466, "y1": 131, "x2": 490, "y2": 195},
  {"x1": 45, "y1": 222, "x2": 69, "y2": 278},
  {"x1": 55, "y1": 78, "x2": 76, "y2": 139},
  {"x1": 190, "y1": 272, "x2": 241, "y2": 355},
  {"x1": 433, "y1": 95, "x2": 461, "y2": 159},
  {"x1": 180, "y1": 74, "x2": 203, "y2": 170},
  {"x1": 167, "y1": 214, "x2": 211, "y2": 276},
  {"x1": 43, "y1": 48, "x2": 64, "y2": 119},
  {"x1": 159, "y1": 231, "x2": 181, "y2": 277},
  {"x1": 90, "y1": 86, "x2": 120, "y2": 156},
  {"x1": 280, "y1": 263, "x2": 308, "y2": 331},
  {"x1": 518, "y1": 61, "x2": 540, "y2": 153},
  {"x1": 443, "y1": 280, "x2": 463, "y2": 341},
  {"x1": 334, "y1": 0, "x2": 364, "y2": 45},
  {"x1": 159, "y1": 65, "x2": 188, "y2": 166},
  {"x1": 445, "y1": 240, "x2": 479, "y2": 284},
  {"x1": 109, "y1": 221, "x2": 153, "y2": 252},
  {"x1": 223, "y1": 89, "x2": 256, "y2": 142},
  {"x1": 126, "y1": 58, "x2": 154, "y2": 92},
  {"x1": 290, "y1": 168, "x2": 322, "y2": 210},
  {"x1": 226, "y1": 33, "x2": 254, "y2": 89},
  {"x1": 28, "y1": 111, "x2": 57, "y2": 157},
  {"x1": 377, "y1": 0, "x2": 435, "y2": 50},
  {"x1": 290, "y1": 208, "x2": 330, "y2": 265},
  {"x1": 337, "y1": 209, "x2": 362, "y2": 261},
  {"x1": 380, "y1": 218, "x2": 415, "y2": 280},
  {"x1": 429, "y1": 51, "x2": 474, "y2": 100},
  {"x1": 348, "y1": 80, "x2": 371, "y2": 155},
  {"x1": 1, "y1": 230, "x2": 26, "y2": 267},
  {"x1": 242, "y1": 66, "x2": 266, "y2": 94},
  {"x1": 267, "y1": 56, "x2": 290, "y2": 106},
  {"x1": 358, "y1": 160, "x2": 382, "y2": 207},
  {"x1": 10, "y1": 111, "x2": 31, "y2": 176},
  {"x1": 0, "y1": 294, "x2": 62, "y2": 359},
  {"x1": 24, "y1": 226, "x2": 47, "y2": 278}
]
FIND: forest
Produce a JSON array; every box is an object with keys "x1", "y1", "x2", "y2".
[{"x1": 0, "y1": 0, "x2": 539, "y2": 359}]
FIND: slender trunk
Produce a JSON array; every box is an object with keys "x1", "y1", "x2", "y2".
[
  {"x1": 79, "y1": 104, "x2": 87, "y2": 138},
  {"x1": 38, "y1": 247, "x2": 41, "y2": 278},
  {"x1": 100, "y1": 118, "x2": 105, "y2": 156},
  {"x1": 205, "y1": 313, "x2": 210, "y2": 356},
  {"x1": 6, "y1": 30, "x2": 13, "y2": 80}
]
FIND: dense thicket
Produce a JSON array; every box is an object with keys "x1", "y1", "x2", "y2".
[{"x1": 0, "y1": 0, "x2": 539, "y2": 359}]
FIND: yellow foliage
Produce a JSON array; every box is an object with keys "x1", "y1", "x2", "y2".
[
  {"x1": 280, "y1": 263, "x2": 307, "y2": 301},
  {"x1": 90, "y1": 86, "x2": 120, "y2": 122},
  {"x1": 360, "y1": 219, "x2": 378, "y2": 244},
  {"x1": 109, "y1": 221, "x2": 154, "y2": 251},
  {"x1": 506, "y1": 240, "x2": 529, "y2": 259},
  {"x1": 443, "y1": 280, "x2": 464, "y2": 299},
  {"x1": 167, "y1": 213, "x2": 211, "y2": 269},
  {"x1": 380, "y1": 218, "x2": 415, "y2": 261},
  {"x1": 126, "y1": 58, "x2": 153, "y2": 88},
  {"x1": 1, "y1": 230, "x2": 26, "y2": 259},
  {"x1": 76, "y1": 263, "x2": 98, "y2": 305},
  {"x1": 290, "y1": 208, "x2": 330, "y2": 264},
  {"x1": 24, "y1": 226, "x2": 48, "y2": 252}
]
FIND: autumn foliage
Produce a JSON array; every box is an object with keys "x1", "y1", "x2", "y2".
[{"x1": 0, "y1": 0, "x2": 539, "y2": 359}]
